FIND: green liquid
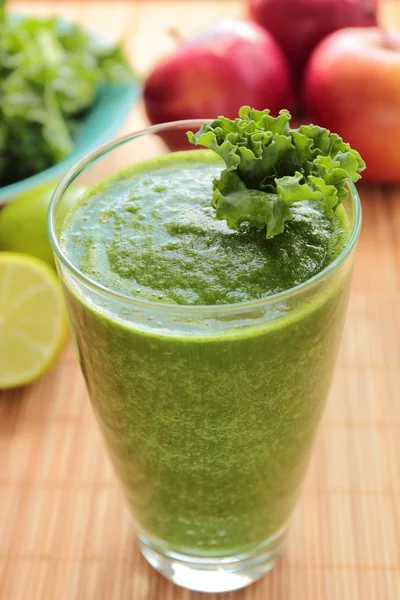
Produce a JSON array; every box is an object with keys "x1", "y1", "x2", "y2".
[
  {"x1": 62, "y1": 151, "x2": 348, "y2": 305},
  {"x1": 61, "y1": 150, "x2": 351, "y2": 554}
]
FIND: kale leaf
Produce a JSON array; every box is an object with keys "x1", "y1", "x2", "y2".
[{"x1": 188, "y1": 106, "x2": 365, "y2": 238}]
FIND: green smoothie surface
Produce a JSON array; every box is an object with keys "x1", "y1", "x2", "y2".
[{"x1": 61, "y1": 150, "x2": 350, "y2": 306}]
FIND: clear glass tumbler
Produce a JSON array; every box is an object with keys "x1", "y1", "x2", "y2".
[{"x1": 48, "y1": 121, "x2": 361, "y2": 593}]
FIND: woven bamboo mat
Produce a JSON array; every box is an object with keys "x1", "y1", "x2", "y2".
[{"x1": 1, "y1": 1, "x2": 400, "y2": 599}]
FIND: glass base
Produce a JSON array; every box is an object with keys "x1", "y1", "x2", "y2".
[{"x1": 138, "y1": 528, "x2": 286, "y2": 593}]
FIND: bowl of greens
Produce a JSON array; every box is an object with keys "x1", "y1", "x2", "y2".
[{"x1": 0, "y1": 10, "x2": 140, "y2": 204}]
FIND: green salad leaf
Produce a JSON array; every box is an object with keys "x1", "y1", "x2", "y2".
[
  {"x1": 187, "y1": 106, "x2": 365, "y2": 239},
  {"x1": 0, "y1": 13, "x2": 134, "y2": 186}
]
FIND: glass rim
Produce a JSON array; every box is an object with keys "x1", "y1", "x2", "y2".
[{"x1": 48, "y1": 118, "x2": 362, "y2": 315}]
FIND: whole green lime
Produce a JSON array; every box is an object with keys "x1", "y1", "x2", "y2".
[{"x1": 0, "y1": 182, "x2": 85, "y2": 268}]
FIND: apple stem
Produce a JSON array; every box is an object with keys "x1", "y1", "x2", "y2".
[
  {"x1": 381, "y1": 28, "x2": 397, "y2": 51},
  {"x1": 167, "y1": 26, "x2": 185, "y2": 46}
]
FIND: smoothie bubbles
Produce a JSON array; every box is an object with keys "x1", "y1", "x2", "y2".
[{"x1": 48, "y1": 108, "x2": 363, "y2": 593}]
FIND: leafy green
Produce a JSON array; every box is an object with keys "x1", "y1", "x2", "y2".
[
  {"x1": 0, "y1": 14, "x2": 134, "y2": 186},
  {"x1": 187, "y1": 106, "x2": 365, "y2": 239}
]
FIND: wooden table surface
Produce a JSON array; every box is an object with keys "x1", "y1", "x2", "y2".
[{"x1": 1, "y1": 1, "x2": 400, "y2": 599}]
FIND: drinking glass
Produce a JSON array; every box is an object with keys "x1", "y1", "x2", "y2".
[{"x1": 48, "y1": 121, "x2": 361, "y2": 593}]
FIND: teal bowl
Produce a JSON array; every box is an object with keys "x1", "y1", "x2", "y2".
[{"x1": 0, "y1": 81, "x2": 141, "y2": 205}]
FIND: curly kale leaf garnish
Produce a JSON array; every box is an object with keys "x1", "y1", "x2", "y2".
[{"x1": 188, "y1": 106, "x2": 365, "y2": 239}]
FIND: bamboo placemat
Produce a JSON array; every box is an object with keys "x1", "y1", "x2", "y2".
[{"x1": 1, "y1": 1, "x2": 400, "y2": 599}]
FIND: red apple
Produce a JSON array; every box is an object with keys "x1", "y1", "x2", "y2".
[
  {"x1": 304, "y1": 28, "x2": 400, "y2": 182},
  {"x1": 144, "y1": 19, "x2": 295, "y2": 149},
  {"x1": 248, "y1": 0, "x2": 377, "y2": 84}
]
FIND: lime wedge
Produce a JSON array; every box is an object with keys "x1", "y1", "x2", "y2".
[{"x1": 0, "y1": 253, "x2": 68, "y2": 388}]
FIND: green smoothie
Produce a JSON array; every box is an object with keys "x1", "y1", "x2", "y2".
[{"x1": 59, "y1": 108, "x2": 363, "y2": 557}]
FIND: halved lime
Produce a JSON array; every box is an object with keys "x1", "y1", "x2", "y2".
[{"x1": 0, "y1": 253, "x2": 68, "y2": 388}]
